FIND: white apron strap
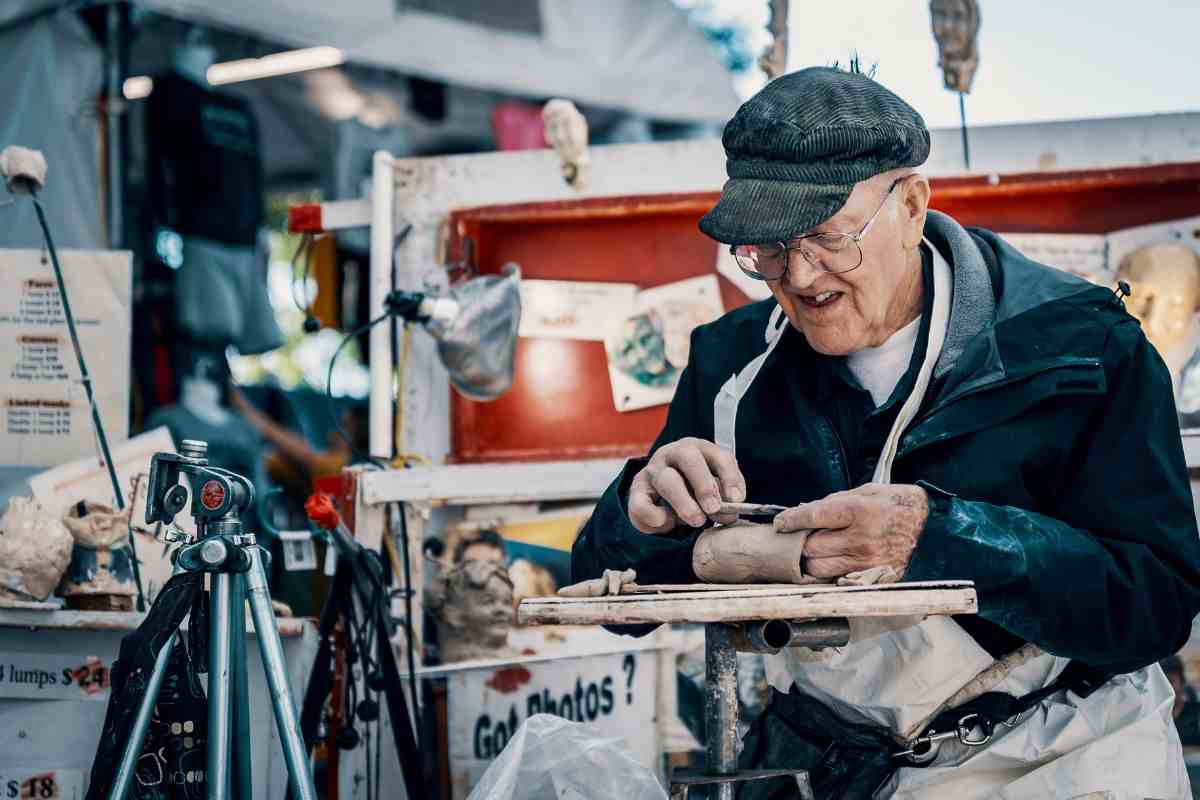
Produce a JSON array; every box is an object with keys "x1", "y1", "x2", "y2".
[
  {"x1": 872, "y1": 239, "x2": 952, "y2": 484},
  {"x1": 714, "y1": 304, "x2": 788, "y2": 454}
]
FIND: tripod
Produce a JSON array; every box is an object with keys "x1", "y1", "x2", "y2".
[{"x1": 105, "y1": 439, "x2": 317, "y2": 800}]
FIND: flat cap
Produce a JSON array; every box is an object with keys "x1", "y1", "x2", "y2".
[{"x1": 699, "y1": 67, "x2": 930, "y2": 244}]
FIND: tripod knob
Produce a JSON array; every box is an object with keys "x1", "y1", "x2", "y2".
[
  {"x1": 199, "y1": 538, "x2": 229, "y2": 566},
  {"x1": 337, "y1": 727, "x2": 360, "y2": 750},
  {"x1": 357, "y1": 699, "x2": 379, "y2": 721}
]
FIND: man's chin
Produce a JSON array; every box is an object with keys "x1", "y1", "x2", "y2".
[{"x1": 796, "y1": 323, "x2": 859, "y2": 356}]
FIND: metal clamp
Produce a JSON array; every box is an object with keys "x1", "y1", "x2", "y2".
[{"x1": 894, "y1": 713, "x2": 996, "y2": 763}]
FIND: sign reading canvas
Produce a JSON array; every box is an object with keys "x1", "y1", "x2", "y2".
[
  {"x1": 0, "y1": 652, "x2": 111, "y2": 701},
  {"x1": 447, "y1": 651, "x2": 655, "y2": 799}
]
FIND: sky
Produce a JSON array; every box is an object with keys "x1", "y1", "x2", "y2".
[{"x1": 715, "y1": 1, "x2": 1200, "y2": 130}]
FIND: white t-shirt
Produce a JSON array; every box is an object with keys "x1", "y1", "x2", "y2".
[{"x1": 846, "y1": 315, "x2": 921, "y2": 407}]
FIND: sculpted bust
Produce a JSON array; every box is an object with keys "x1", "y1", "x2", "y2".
[{"x1": 930, "y1": 0, "x2": 981, "y2": 93}]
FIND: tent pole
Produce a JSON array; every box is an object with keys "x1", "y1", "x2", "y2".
[{"x1": 104, "y1": 2, "x2": 125, "y2": 249}]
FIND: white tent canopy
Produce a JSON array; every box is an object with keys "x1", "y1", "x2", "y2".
[{"x1": 4, "y1": 0, "x2": 740, "y2": 124}]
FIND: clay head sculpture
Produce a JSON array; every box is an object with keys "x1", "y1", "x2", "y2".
[
  {"x1": 542, "y1": 98, "x2": 590, "y2": 189},
  {"x1": 426, "y1": 559, "x2": 516, "y2": 663},
  {"x1": 1117, "y1": 243, "x2": 1200, "y2": 362},
  {"x1": 0, "y1": 497, "x2": 73, "y2": 602},
  {"x1": 930, "y1": 0, "x2": 981, "y2": 93}
]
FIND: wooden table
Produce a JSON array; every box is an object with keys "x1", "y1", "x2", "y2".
[{"x1": 520, "y1": 581, "x2": 977, "y2": 800}]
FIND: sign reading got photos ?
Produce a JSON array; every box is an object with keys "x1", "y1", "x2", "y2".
[{"x1": 447, "y1": 651, "x2": 656, "y2": 799}]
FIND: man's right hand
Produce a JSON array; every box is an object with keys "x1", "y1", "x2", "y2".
[{"x1": 627, "y1": 437, "x2": 747, "y2": 533}]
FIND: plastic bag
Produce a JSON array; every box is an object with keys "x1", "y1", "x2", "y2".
[{"x1": 466, "y1": 714, "x2": 667, "y2": 800}]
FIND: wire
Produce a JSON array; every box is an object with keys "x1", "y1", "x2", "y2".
[
  {"x1": 326, "y1": 312, "x2": 390, "y2": 470},
  {"x1": 30, "y1": 191, "x2": 146, "y2": 611},
  {"x1": 393, "y1": 502, "x2": 421, "y2": 733},
  {"x1": 289, "y1": 233, "x2": 312, "y2": 315}
]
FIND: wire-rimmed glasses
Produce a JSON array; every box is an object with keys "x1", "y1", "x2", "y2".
[{"x1": 730, "y1": 178, "x2": 904, "y2": 280}]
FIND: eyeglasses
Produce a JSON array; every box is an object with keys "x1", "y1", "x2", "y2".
[{"x1": 730, "y1": 178, "x2": 904, "y2": 281}]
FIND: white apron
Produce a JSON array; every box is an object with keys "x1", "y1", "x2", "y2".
[{"x1": 713, "y1": 244, "x2": 1187, "y2": 799}]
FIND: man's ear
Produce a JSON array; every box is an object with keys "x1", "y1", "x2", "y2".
[{"x1": 900, "y1": 175, "x2": 931, "y2": 250}]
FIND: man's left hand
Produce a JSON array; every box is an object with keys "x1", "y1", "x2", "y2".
[{"x1": 774, "y1": 484, "x2": 929, "y2": 580}]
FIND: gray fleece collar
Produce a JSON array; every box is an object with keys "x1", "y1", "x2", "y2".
[{"x1": 925, "y1": 210, "x2": 996, "y2": 379}]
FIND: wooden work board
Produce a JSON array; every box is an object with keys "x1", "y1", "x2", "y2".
[{"x1": 518, "y1": 580, "x2": 977, "y2": 626}]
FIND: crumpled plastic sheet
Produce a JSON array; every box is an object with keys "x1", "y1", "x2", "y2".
[{"x1": 466, "y1": 714, "x2": 667, "y2": 800}]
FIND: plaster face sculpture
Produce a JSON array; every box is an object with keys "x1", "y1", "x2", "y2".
[
  {"x1": 542, "y1": 98, "x2": 590, "y2": 189},
  {"x1": 426, "y1": 559, "x2": 517, "y2": 663},
  {"x1": 59, "y1": 501, "x2": 137, "y2": 602},
  {"x1": 1118, "y1": 243, "x2": 1200, "y2": 358},
  {"x1": 930, "y1": 0, "x2": 981, "y2": 93},
  {"x1": 1119, "y1": 243, "x2": 1200, "y2": 422},
  {"x1": 0, "y1": 496, "x2": 73, "y2": 602}
]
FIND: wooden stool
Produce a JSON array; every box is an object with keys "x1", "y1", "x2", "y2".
[{"x1": 520, "y1": 580, "x2": 976, "y2": 800}]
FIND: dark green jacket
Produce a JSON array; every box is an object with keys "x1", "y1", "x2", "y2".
[{"x1": 572, "y1": 215, "x2": 1200, "y2": 673}]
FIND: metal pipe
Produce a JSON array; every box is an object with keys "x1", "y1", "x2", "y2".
[
  {"x1": 731, "y1": 618, "x2": 851, "y2": 653},
  {"x1": 208, "y1": 573, "x2": 234, "y2": 800},
  {"x1": 704, "y1": 623, "x2": 738, "y2": 800},
  {"x1": 230, "y1": 573, "x2": 253, "y2": 800},
  {"x1": 368, "y1": 150, "x2": 395, "y2": 461},
  {"x1": 107, "y1": 631, "x2": 177, "y2": 800},
  {"x1": 104, "y1": 2, "x2": 124, "y2": 248},
  {"x1": 247, "y1": 547, "x2": 318, "y2": 800}
]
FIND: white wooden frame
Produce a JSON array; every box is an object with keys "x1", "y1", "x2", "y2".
[{"x1": 290, "y1": 112, "x2": 1200, "y2": 799}]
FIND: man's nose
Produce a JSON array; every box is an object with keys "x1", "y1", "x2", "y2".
[{"x1": 783, "y1": 249, "x2": 825, "y2": 289}]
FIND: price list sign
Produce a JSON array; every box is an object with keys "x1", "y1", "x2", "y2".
[{"x1": 0, "y1": 250, "x2": 130, "y2": 466}]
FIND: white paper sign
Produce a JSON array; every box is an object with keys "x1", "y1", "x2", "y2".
[
  {"x1": 0, "y1": 768, "x2": 84, "y2": 800},
  {"x1": 1106, "y1": 214, "x2": 1200, "y2": 267},
  {"x1": 0, "y1": 249, "x2": 131, "y2": 467},
  {"x1": 605, "y1": 275, "x2": 724, "y2": 412},
  {"x1": 447, "y1": 651, "x2": 656, "y2": 799},
  {"x1": 29, "y1": 427, "x2": 185, "y2": 605},
  {"x1": 0, "y1": 652, "x2": 111, "y2": 702},
  {"x1": 518, "y1": 280, "x2": 637, "y2": 340},
  {"x1": 999, "y1": 233, "x2": 1109, "y2": 279}
]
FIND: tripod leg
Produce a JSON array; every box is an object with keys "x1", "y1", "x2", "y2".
[
  {"x1": 230, "y1": 573, "x2": 253, "y2": 800},
  {"x1": 245, "y1": 547, "x2": 317, "y2": 800},
  {"x1": 209, "y1": 573, "x2": 235, "y2": 800},
  {"x1": 106, "y1": 630, "x2": 178, "y2": 800}
]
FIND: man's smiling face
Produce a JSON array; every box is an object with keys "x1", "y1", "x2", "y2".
[{"x1": 768, "y1": 172, "x2": 930, "y2": 356}]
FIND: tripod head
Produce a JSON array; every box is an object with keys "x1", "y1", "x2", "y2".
[{"x1": 146, "y1": 439, "x2": 255, "y2": 537}]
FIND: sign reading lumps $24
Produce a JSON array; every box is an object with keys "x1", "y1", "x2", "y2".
[
  {"x1": 0, "y1": 653, "x2": 111, "y2": 701},
  {"x1": 448, "y1": 651, "x2": 655, "y2": 799}
]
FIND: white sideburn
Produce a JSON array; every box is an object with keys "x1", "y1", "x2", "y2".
[{"x1": 846, "y1": 315, "x2": 921, "y2": 408}]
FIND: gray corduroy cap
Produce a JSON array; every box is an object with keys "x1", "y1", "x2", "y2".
[{"x1": 700, "y1": 67, "x2": 930, "y2": 245}]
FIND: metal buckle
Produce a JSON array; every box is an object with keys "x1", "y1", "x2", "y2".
[
  {"x1": 895, "y1": 713, "x2": 996, "y2": 764},
  {"x1": 955, "y1": 713, "x2": 993, "y2": 747},
  {"x1": 893, "y1": 730, "x2": 958, "y2": 763}
]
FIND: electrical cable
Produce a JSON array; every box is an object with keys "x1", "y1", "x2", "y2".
[
  {"x1": 326, "y1": 312, "x2": 390, "y2": 470},
  {"x1": 30, "y1": 191, "x2": 146, "y2": 611},
  {"x1": 392, "y1": 502, "x2": 421, "y2": 733},
  {"x1": 289, "y1": 233, "x2": 312, "y2": 315}
]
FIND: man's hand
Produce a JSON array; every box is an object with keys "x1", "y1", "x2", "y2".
[
  {"x1": 774, "y1": 484, "x2": 929, "y2": 580},
  {"x1": 627, "y1": 437, "x2": 747, "y2": 534}
]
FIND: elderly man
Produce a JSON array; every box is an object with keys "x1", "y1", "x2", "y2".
[{"x1": 572, "y1": 67, "x2": 1200, "y2": 798}]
